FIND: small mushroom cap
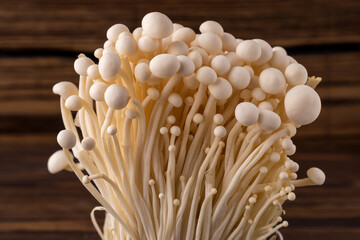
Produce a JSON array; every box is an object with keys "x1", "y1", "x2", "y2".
[
  {"x1": 199, "y1": 20, "x2": 224, "y2": 36},
  {"x1": 208, "y1": 77, "x2": 233, "y2": 100},
  {"x1": 149, "y1": 54, "x2": 180, "y2": 78},
  {"x1": 172, "y1": 27, "x2": 196, "y2": 43},
  {"x1": 147, "y1": 88, "x2": 160, "y2": 100},
  {"x1": 107, "y1": 125, "x2": 117, "y2": 135},
  {"x1": 269, "y1": 49, "x2": 289, "y2": 70},
  {"x1": 106, "y1": 24, "x2": 130, "y2": 42},
  {"x1": 284, "y1": 85, "x2": 321, "y2": 125},
  {"x1": 115, "y1": 35, "x2": 137, "y2": 56},
  {"x1": 214, "y1": 126, "x2": 226, "y2": 138},
  {"x1": 87, "y1": 64, "x2": 100, "y2": 80},
  {"x1": 258, "y1": 110, "x2": 281, "y2": 131},
  {"x1": 235, "y1": 102, "x2": 259, "y2": 126},
  {"x1": 196, "y1": 66, "x2": 217, "y2": 85},
  {"x1": 65, "y1": 95, "x2": 83, "y2": 111},
  {"x1": 168, "y1": 93, "x2": 183, "y2": 107},
  {"x1": 187, "y1": 50, "x2": 202, "y2": 69},
  {"x1": 222, "y1": 32, "x2": 238, "y2": 52},
  {"x1": 138, "y1": 36, "x2": 159, "y2": 52},
  {"x1": 259, "y1": 68, "x2": 286, "y2": 94},
  {"x1": 198, "y1": 32, "x2": 222, "y2": 54},
  {"x1": 177, "y1": 55, "x2": 195, "y2": 77},
  {"x1": 228, "y1": 66, "x2": 250, "y2": 90},
  {"x1": 89, "y1": 81, "x2": 108, "y2": 102},
  {"x1": 81, "y1": 137, "x2": 96, "y2": 151},
  {"x1": 134, "y1": 62, "x2": 152, "y2": 82},
  {"x1": 252, "y1": 39, "x2": 273, "y2": 65},
  {"x1": 98, "y1": 52, "x2": 121, "y2": 81},
  {"x1": 307, "y1": 167, "x2": 326, "y2": 185},
  {"x1": 236, "y1": 40, "x2": 261, "y2": 63},
  {"x1": 74, "y1": 56, "x2": 94, "y2": 76},
  {"x1": 47, "y1": 150, "x2": 68, "y2": 174},
  {"x1": 53, "y1": 81, "x2": 78, "y2": 99},
  {"x1": 104, "y1": 84, "x2": 129, "y2": 109},
  {"x1": 285, "y1": 63, "x2": 308, "y2": 86},
  {"x1": 142, "y1": 12, "x2": 174, "y2": 39},
  {"x1": 57, "y1": 130, "x2": 76, "y2": 149},
  {"x1": 211, "y1": 55, "x2": 230, "y2": 76},
  {"x1": 167, "y1": 41, "x2": 189, "y2": 55}
]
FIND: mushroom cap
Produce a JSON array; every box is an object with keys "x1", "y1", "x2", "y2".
[
  {"x1": 74, "y1": 56, "x2": 94, "y2": 76},
  {"x1": 211, "y1": 55, "x2": 230, "y2": 76},
  {"x1": 269, "y1": 49, "x2": 289, "y2": 70},
  {"x1": 199, "y1": 20, "x2": 224, "y2": 36},
  {"x1": 177, "y1": 55, "x2": 195, "y2": 77},
  {"x1": 87, "y1": 64, "x2": 100, "y2": 80},
  {"x1": 104, "y1": 84, "x2": 129, "y2": 109},
  {"x1": 98, "y1": 52, "x2": 121, "y2": 81},
  {"x1": 53, "y1": 81, "x2": 78, "y2": 99},
  {"x1": 57, "y1": 130, "x2": 76, "y2": 149},
  {"x1": 198, "y1": 32, "x2": 222, "y2": 54},
  {"x1": 47, "y1": 150, "x2": 68, "y2": 174},
  {"x1": 307, "y1": 167, "x2": 326, "y2": 185},
  {"x1": 172, "y1": 27, "x2": 196, "y2": 43},
  {"x1": 258, "y1": 109, "x2": 281, "y2": 131},
  {"x1": 259, "y1": 68, "x2": 286, "y2": 94},
  {"x1": 89, "y1": 81, "x2": 108, "y2": 102},
  {"x1": 196, "y1": 66, "x2": 217, "y2": 85},
  {"x1": 142, "y1": 12, "x2": 174, "y2": 39},
  {"x1": 235, "y1": 102, "x2": 259, "y2": 126},
  {"x1": 149, "y1": 54, "x2": 180, "y2": 78},
  {"x1": 115, "y1": 35, "x2": 137, "y2": 56},
  {"x1": 208, "y1": 77, "x2": 233, "y2": 100},
  {"x1": 183, "y1": 74, "x2": 200, "y2": 90},
  {"x1": 134, "y1": 62, "x2": 152, "y2": 82},
  {"x1": 168, "y1": 93, "x2": 183, "y2": 107},
  {"x1": 167, "y1": 41, "x2": 189, "y2": 56},
  {"x1": 236, "y1": 40, "x2": 261, "y2": 63},
  {"x1": 284, "y1": 85, "x2": 321, "y2": 125},
  {"x1": 222, "y1": 32, "x2": 238, "y2": 52},
  {"x1": 106, "y1": 24, "x2": 130, "y2": 42},
  {"x1": 214, "y1": 126, "x2": 227, "y2": 138},
  {"x1": 138, "y1": 36, "x2": 159, "y2": 52},
  {"x1": 65, "y1": 95, "x2": 83, "y2": 111},
  {"x1": 252, "y1": 39, "x2": 273, "y2": 65},
  {"x1": 285, "y1": 63, "x2": 308, "y2": 86},
  {"x1": 81, "y1": 137, "x2": 96, "y2": 151}
]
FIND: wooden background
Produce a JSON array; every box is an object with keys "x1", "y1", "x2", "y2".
[{"x1": 0, "y1": 0, "x2": 359, "y2": 239}]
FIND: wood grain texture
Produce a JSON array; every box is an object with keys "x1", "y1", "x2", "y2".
[{"x1": 0, "y1": 0, "x2": 359, "y2": 239}]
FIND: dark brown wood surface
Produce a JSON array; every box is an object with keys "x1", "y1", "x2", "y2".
[{"x1": 0, "y1": 0, "x2": 359, "y2": 239}]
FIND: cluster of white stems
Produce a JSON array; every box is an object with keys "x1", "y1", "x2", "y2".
[{"x1": 48, "y1": 12, "x2": 326, "y2": 240}]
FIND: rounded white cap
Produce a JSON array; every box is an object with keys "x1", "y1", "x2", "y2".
[
  {"x1": 106, "y1": 24, "x2": 130, "y2": 42},
  {"x1": 208, "y1": 77, "x2": 233, "y2": 100},
  {"x1": 53, "y1": 81, "x2": 78, "y2": 99},
  {"x1": 142, "y1": 12, "x2": 174, "y2": 39},
  {"x1": 81, "y1": 137, "x2": 96, "y2": 151},
  {"x1": 284, "y1": 85, "x2": 321, "y2": 125},
  {"x1": 198, "y1": 32, "x2": 222, "y2": 54},
  {"x1": 259, "y1": 68, "x2": 286, "y2": 94},
  {"x1": 74, "y1": 56, "x2": 94, "y2": 76},
  {"x1": 65, "y1": 95, "x2": 83, "y2": 111},
  {"x1": 258, "y1": 110, "x2": 281, "y2": 131},
  {"x1": 57, "y1": 130, "x2": 76, "y2": 149},
  {"x1": 104, "y1": 84, "x2": 129, "y2": 109},
  {"x1": 228, "y1": 66, "x2": 251, "y2": 90},
  {"x1": 98, "y1": 52, "x2": 121, "y2": 81},
  {"x1": 307, "y1": 167, "x2": 326, "y2": 185},
  {"x1": 47, "y1": 150, "x2": 68, "y2": 174},
  {"x1": 196, "y1": 66, "x2": 217, "y2": 85},
  {"x1": 236, "y1": 40, "x2": 261, "y2": 62},
  {"x1": 89, "y1": 81, "x2": 108, "y2": 102},
  {"x1": 235, "y1": 102, "x2": 259, "y2": 126},
  {"x1": 285, "y1": 63, "x2": 308, "y2": 86},
  {"x1": 149, "y1": 54, "x2": 180, "y2": 78}
]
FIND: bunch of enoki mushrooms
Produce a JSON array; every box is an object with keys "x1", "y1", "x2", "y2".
[{"x1": 48, "y1": 12, "x2": 326, "y2": 240}]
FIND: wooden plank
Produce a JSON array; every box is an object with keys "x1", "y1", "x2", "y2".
[{"x1": 0, "y1": 0, "x2": 359, "y2": 51}]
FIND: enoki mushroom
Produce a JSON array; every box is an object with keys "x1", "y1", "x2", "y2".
[{"x1": 48, "y1": 12, "x2": 326, "y2": 240}]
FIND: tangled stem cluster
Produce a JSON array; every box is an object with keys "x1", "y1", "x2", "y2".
[{"x1": 48, "y1": 12, "x2": 325, "y2": 240}]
